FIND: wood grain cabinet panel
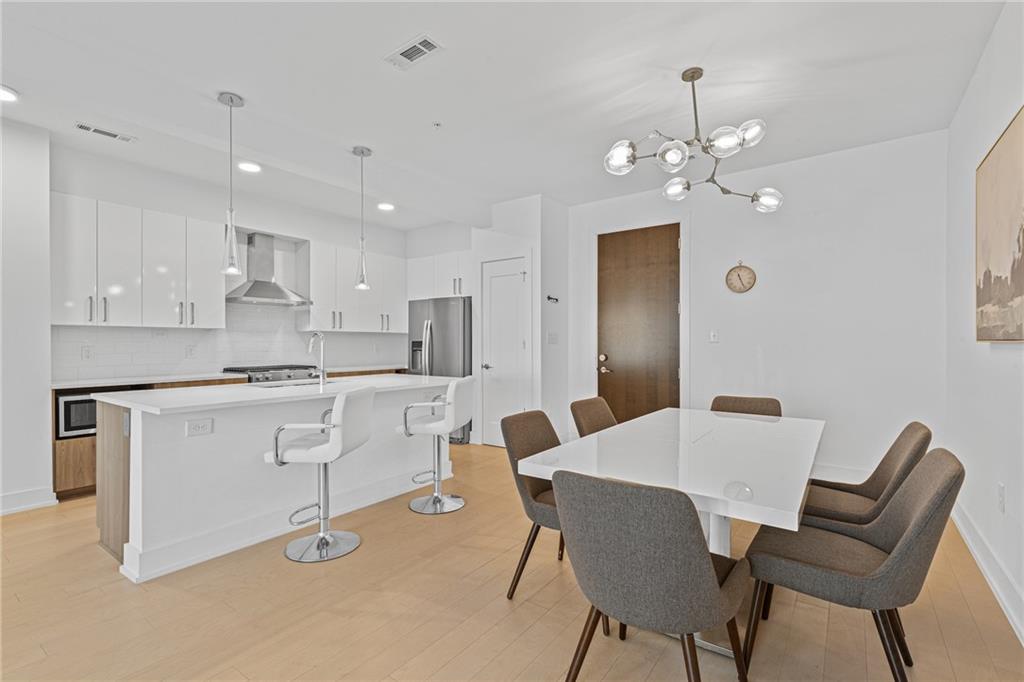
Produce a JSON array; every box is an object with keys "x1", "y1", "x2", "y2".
[{"x1": 53, "y1": 436, "x2": 97, "y2": 494}]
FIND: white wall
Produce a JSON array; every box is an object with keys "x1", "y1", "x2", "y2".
[
  {"x1": 540, "y1": 196, "x2": 570, "y2": 438},
  {"x1": 945, "y1": 1, "x2": 1024, "y2": 640},
  {"x1": 1, "y1": 121, "x2": 57, "y2": 513},
  {"x1": 48, "y1": 145, "x2": 409, "y2": 379},
  {"x1": 569, "y1": 130, "x2": 949, "y2": 476},
  {"x1": 405, "y1": 222, "x2": 472, "y2": 258}
]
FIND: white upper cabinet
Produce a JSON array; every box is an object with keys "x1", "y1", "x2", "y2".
[
  {"x1": 96, "y1": 201, "x2": 142, "y2": 327},
  {"x1": 406, "y1": 250, "x2": 477, "y2": 300},
  {"x1": 185, "y1": 218, "x2": 226, "y2": 329},
  {"x1": 297, "y1": 241, "x2": 338, "y2": 332},
  {"x1": 406, "y1": 256, "x2": 435, "y2": 301},
  {"x1": 338, "y1": 245, "x2": 381, "y2": 332},
  {"x1": 142, "y1": 210, "x2": 187, "y2": 327},
  {"x1": 378, "y1": 253, "x2": 408, "y2": 333},
  {"x1": 51, "y1": 193, "x2": 97, "y2": 325}
]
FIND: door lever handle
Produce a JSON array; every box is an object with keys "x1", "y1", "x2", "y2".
[
  {"x1": 599, "y1": 366, "x2": 613, "y2": 374},
  {"x1": 481, "y1": 363, "x2": 493, "y2": 370}
]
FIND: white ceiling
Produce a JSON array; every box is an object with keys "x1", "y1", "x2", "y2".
[{"x1": 0, "y1": 2, "x2": 1003, "y2": 230}]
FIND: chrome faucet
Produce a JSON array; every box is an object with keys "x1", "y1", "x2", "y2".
[{"x1": 307, "y1": 331, "x2": 326, "y2": 391}]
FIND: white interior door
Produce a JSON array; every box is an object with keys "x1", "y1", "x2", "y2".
[
  {"x1": 50, "y1": 192, "x2": 97, "y2": 325},
  {"x1": 142, "y1": 210, "x2": 186, "y2": 327},
  {"x1": 481, "y1": 257, "x2": 531, "y2": 446},
  {"x1": 96, "y1": 200, "x2": 142, "y2": 326},
  {"x1": 186, "y1": 218, "x2": 227, "y2": 329}
]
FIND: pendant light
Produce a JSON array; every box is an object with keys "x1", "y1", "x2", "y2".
[
  {"x1": 218, "y1": 91, "x2": 244, "y2": 275},
  {"x1": 352, "y1": 145, "x2": 372, "y2": 291}
]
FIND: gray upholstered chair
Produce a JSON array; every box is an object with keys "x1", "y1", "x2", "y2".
[
  {"x1": 743, "y1": 449, "x2": 964, "y2": 682},
  {"x1": 710, "y1": 395, "x2": 782, "y2": 417},
  {"x1": 570, "y1": 396, "x2": 617, "y2": 437},
  {"x1": 804, "y1": 421, "x2": 932, "y2": 528},
  {"x1": 758, "y1": 421, "x2": 933, "y2": 622},
  {"x1": 500, "y1": 411, "x2": 566, "y2": 600},
  {"x1": 553, "y1": 471, "x2": 750, "y2": 682}
]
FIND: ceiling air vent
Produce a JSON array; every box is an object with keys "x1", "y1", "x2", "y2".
[
  {"x1": 75, "y1": 122, "x2": 136, "y2": 143},
  {"x1": 384, "y1": 34, "x2": 443, "y2": 71}
]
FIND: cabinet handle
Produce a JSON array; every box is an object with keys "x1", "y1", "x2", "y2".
[
  {"x1": 380, "y1": 313, "x2": 384, "y2": 331},
  {"x1": 102, "y1": 297, "x2": 109, "y2": 322},
  {"x1": 459, "y1": 277, "x2": 463, "y2": 295},
  {"x1": 386, "y1": 313, "x2": 390, "y2": 331},
  {"x1": 331, "y1": 310, "x2": 336, "y2": 329},
  {"x1": 190, "y1": 302, "x2": 196, "y2": 326},
  {"x1": 178, "y1": 301, "x2": 184, "y2": 325},
  {"x1": 338, "y1": 311, "x2": 342, "y2": 329},
  {"x1": 453, "y1": 278, "x2": 457, "y2": 295},
  {"x1": 87, "y1": 295, "x2": 94, "y2": 322}
]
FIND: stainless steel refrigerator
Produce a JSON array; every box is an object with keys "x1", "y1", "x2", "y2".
[{"x1": 408, "y1": 296, "x2": 472, "y2": 443}]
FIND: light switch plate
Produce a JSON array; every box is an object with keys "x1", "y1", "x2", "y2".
[
  {"x1": 709, "y1": 330, "x2": 720, "y2": 344},
  {"x1": 186, "y1": 418, "x2": 214, "y2": 437}
]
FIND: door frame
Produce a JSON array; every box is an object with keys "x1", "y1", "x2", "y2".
[
  {"x1": 478, "y1": 255, "x2": 534, "y2": 446},
  {"x1": 577, "y1": 216, "x2": 692, "y2": 412}
]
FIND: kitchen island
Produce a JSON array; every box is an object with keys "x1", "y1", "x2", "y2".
[{"x1": 92, "y1": 373, "x2": 457, "y2": 582}]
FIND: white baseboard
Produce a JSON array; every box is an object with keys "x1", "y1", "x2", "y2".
[
  {"x1": 0, "y1": 487, "x2": 58, "y2": 515},
  {"x1": 951, "y1": 504, "x2": 1024, "y2": 646},
  {"x1": 120, "y1": 464, "x2": 452, "y2": 583}
]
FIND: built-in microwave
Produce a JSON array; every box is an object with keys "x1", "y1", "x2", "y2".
[{"x1": 56, "y1": 393, "x2": 97, "y2": 439}]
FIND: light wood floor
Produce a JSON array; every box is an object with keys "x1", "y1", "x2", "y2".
[{"x1": 1, "y1": 444, "x2": 1021, "y2": 681}]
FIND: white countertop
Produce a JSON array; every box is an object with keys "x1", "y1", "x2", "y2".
[
  {"x1": 92, "y1": 373, "x2": 452, "y2": 415},
  {"x1": 52, "y1": 365, "x2": 407, "y2": 390},
  {"x1": 518, "y1": 407, "x2": 825, "y2": 532}
]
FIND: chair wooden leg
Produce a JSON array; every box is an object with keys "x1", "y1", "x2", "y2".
[
  {"x1": 872, "y1": 610, "x2": 908, "y2": 682},
  {"x1": 887, "y1": 609, "x2": 913, "y2": 667},
  {"x1": 558, "y1": 532, "x2": 565, "y2": 561},
  {"x1": 760, "y1": 583, "x2": 774, "y2": 620},
  {"x1": 601, "y1": 613, "x2": 610, "y2": 636},
  {"x1": 565, "y1": 605, "x2": 601, "y2": 682},
  {"x1": 680, "y1": 633, "x2": 702, "y2": 682},
  {"x1": 726, "y1": 617, "x2": 748, "y2": 682},
  {"x1": 618, "y1": 622, "x2": 627, "y2": 640},
  {"x1": 507, "y1": 523, "x2": 540, "y2": 600},
  {"x1": 743, "y1": 579, "x2": 767, "y2": 669}
]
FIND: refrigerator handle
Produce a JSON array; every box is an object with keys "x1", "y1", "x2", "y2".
[{"x1": 425, "y1": 318, "x2": 433, "y2": 376}]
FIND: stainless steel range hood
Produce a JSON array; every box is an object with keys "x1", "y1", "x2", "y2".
[{"x1": 225, "y1": 233, "x2": 311, "y2": 307}]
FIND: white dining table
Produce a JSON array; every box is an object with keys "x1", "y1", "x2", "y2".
[{"x1": 517, "y1": 407, "x2": 826, "y2": 559}]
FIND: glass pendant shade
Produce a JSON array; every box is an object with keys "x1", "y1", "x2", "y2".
[
  {"x1": 752, "y1": 187, "x2": 783, "y2": 213},
  {"x1": 656, "y1": 139, "x2": 689, "y2": 173},
  {"x1": 662, "y1": 177, "x2": 691, "y2": 201},
  {"x1": 221, "y1": 208, "x2": 241, "y2": 275},
  {"x1": 707, "y1": 126, "x2": 742, "y2": 158},
  {"x1": 603, "y1": 140, "x2": 636, "y2": 175},
  {"x1": 738, "y1": 119, "x2": 766, "y2": 148},
  {"x1": 354, "y1": 243, "x2": 370, "y2": 290}
]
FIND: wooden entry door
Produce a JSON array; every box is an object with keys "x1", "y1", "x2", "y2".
[{"x1": 597, "y1": 223, "x2": 680, "y2": 422}]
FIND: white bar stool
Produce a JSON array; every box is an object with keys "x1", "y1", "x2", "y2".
[
  {"x1": 403, "y1": 376, "x2": 474, "y2": 515},
  {"x1": 265, "y1": 386, "x2": 375, "y2": 563}
]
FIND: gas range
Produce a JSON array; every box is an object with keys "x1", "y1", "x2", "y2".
[{"x1": 223, "y1": 364, "x2": 319, "y2": 384}]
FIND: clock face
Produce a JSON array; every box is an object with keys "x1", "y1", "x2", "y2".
[{"x1": 726, "y1": 264, "x2": 756, "y2": 293}]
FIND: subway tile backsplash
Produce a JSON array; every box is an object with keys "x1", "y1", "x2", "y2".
[{"x1": 51, "y1": 304, "x2": 407, "y2": 382}]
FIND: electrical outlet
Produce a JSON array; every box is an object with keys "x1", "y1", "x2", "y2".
[
  {"x1": 80, "y1": 344, "x2": 92, "y2": 360},
  {"x1": 709, "y1": 330, "x2": 719, "y2": 344},
  {"x1": 185, "y1": 418, "x2": 214, "y2": 438},
  {"x1": 997, "y1": 482, "x2": 1005, "y2": 514},
  {"x1": 184, "y1": 344, "x2": 196, "y2": 359}
]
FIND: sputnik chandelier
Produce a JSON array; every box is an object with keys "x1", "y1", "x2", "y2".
[{"x1": 603, "y1": 67, "x2": 783, "y2": 213}]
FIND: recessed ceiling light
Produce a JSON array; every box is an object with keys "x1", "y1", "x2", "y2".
[
  {"x1": 0, "y1": 85, "x2": 20, "y2": 103},
  {"x1": 377, "y1": 202, "x2": 395, "y2": 212},
  {"x1": 237, "y1": 161, "x2": 261, "y2": 173}
]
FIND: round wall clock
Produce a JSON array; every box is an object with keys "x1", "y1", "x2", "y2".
[{"x1": 726, "y1": 262, "x2": 756, "y2": 293}]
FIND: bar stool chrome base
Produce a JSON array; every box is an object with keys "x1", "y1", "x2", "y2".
[
  {"x1": 409, "y1": 493, "x2": 465, "y2": 515},
  {"x1": 284, "y1": 530, "x2": 361, "y2": 563}
]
